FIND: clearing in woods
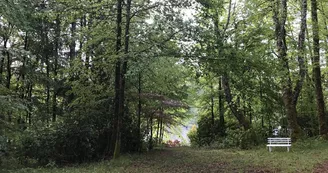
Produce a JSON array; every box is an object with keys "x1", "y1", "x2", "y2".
[{"x1": 6, "y1": 140, "x2": 328, "y2": 173}]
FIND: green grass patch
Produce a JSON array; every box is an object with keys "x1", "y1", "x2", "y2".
[{"x1": 2, "y1": 139, "x2": 328, "y2": 172}]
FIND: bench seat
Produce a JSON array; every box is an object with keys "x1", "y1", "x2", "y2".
[
  {"x1": 267, "y1": 144, "x2": 291, "y2": 146},
  {"x1": 267, "y1": 138, "x2": 291, "y2": 152}
]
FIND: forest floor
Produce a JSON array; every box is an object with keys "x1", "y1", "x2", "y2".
[{"x1": 3, "y1": 140, "x2": 328, "y2": 173}]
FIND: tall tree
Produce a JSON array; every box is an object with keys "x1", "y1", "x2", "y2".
[
  {"x1": 311, "y1": 0, "x2": 327, "y2": 137},
  {"x1": 112, "y1": 0, "x2": 123, "y2": 159},
  {"x1": 52, "y1": 15, "x2": 60, "y2": 122},
  {"x1": 272, "y1": 0, "x2": 305, "y2": 139}
]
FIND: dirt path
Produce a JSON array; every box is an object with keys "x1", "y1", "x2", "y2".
[{"x1": 314, "y1": 161, "x2": 328, "y2": 173}]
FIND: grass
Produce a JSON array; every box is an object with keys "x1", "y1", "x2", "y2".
[{"x1": 2, "y1": 139, "x2": 328, "y2": 173}]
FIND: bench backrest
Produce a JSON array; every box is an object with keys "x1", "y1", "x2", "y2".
[{"x1": 268, "y1": 138, "x2": 291, "y2": 145}]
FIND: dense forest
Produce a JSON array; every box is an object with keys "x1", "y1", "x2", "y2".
[{"x1": 1, "y1": 0, "x2": 328, "y2": 168}]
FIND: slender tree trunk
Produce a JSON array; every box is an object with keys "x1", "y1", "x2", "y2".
[
  {"x1": 0, "y1": 38, "x2": 6, "y2": 83},
  {"x1": 46, "y1": 58, "x2": 50, "y2": 123},
  {"x1": 70, "y1": 22, "x2": 76, "y2": 62},
  {"x1": 0, "y1": 39, "x2": 8, "y2": 85},
  {"x1": 53, "y1": 16, "x2": 60, "y2": 122},
  {"x1": 79, "y1": 16, "x2": 85, "y2": 52},
  {"x1": 21, "y1": 33, "x2": 28, "y2": 99},
  {"x1": 112, "y1": 0, "x2": 124, "y2": 159},
  {"x1": 210, "y1": 82, "x2": 215, "y2": 126},
  {"x1": 159, "y1": 117, "x2": 163, "y2": 144},
  {"x1": 249, "y1": 104, "x2": 252, "y2": 125},
  {"x1": 149, "y1": 114, "x2": 153, "y2": 150},
  {"x1": 5, "y1": 40, "x2": 11, "y2": 89},
  {"x1": 160, "y1": 118, "x2": 164, "y2": 144},
  {"x1": 222, "y1": 74, "x2": 250, "y2": 130},
  {"x1": 243, "y1": 99, "x2": 246, "y2": 124},
  {"x1": 137, "y1": 72, "x2": 142, "y2": 151},
  {"x1": 22, "y1": 32, "x2": 29, "y2": 124},
  {"x1": 218, "y1": 76, "x2": 225, "y2": 135},
  {"x1": 28, "y1": 84, "x2": 33, "y2": 124},
  {"x1": 86, "y1": 15, "x2": 93, "y2": 69},
  {"x1": 6, "y1": 37, "x2": 11, "y2": 123},
  {"x1": 260, "y1": 76, "x2": 264, "y2": 128},
  {"x1": 311, "y1": 0, "x2": 328, "y2": 136},
  {"x1": 44, "y1": 25, "x2": 50, "y2": 124},
  {"x1": 156, "y1": 118, "x2": 160, "y2": 144}
]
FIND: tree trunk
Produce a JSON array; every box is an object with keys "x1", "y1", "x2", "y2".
[
  {"x1": 210, "y1": 82, "x2": 215, "y2": 126},
  {"x1": 70, "y1": 22, "x2": 76, "y2": 62},
  {"x1": 159, "y1": 117, "x2": 163, "y2": 144},
  {"x1": 22, "y1": 32, "x2": 29, "y2": 123},
  {"x1": 28, "y1": 84, "x2": 33, "y2": 124},
  {"x1": 0, "y1": 38, "x2": 6, "y2": 83},
  {"x1": 292, "y1": 0, "x2": 307, "y2": 105},
  {"x1": 118, "y1": 0, "x2": 132, "y2": 155},
  {"x1": 311, "y1": 0, "x2": 328, "y2": 136},
  {"x1": 21, "y1": 33, "x2": 28, "y2": 99},
  {"x1": 5, "y1": 40, "x2": 11, "y2": 89},
  {"x1": 137, "y1": 72, "x2": 142, "y2": 151},
  {"x1": 149, "y1": 114, "x2": 153, "y2": 150},
  {"x1": 222, "y1": 74, "x2": 250, "y2": 130},
  {"x1": 86, "y1": 15, "x2": 93, "y2": 69},
  {"x1": 260, "y1": 76, "x2": 264, "y2": 128},
  {"x1": 156, "y1": 118, "x2": 160, "y2": 144},
  {"x1": 44, "y1": 24, "x2": 50, "y2": 124},
  {"x1": 249, "y1": 104, "x2": 252, "y2": 125},
  {"x1": 160, "y1": 118, "x2": 164, "y2": 144},
  {"x1": 112, "y1": 0, "x2": 124, "y2": 159},
  {"x1": 273, "y1": 0, "x2": 303, "y2": 140},
  {"x1": 114, "y1": 0, "x2": 132, "y2": 158},
  {"x1": 53, "y1": 16, "x2": 60, "y2": 122},
  {"x1": 46, "y1": 55, "x2": 50, "y2": 123},
  {"x1": 218, "y1": 76, "x2": 225, "y2": 135}
]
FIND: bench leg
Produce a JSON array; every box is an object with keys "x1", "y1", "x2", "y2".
[
  {"x1": 287, "y1": 146, "x2": 290, "y2": 152},
  {"x1": 269, "y1": 146, "x2": 272, "y2": 152}
]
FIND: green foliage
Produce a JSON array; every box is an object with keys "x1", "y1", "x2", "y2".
[
  {"x1": 187, "y1": 125, "x2": 198, "y2": 147},
  {"x1": 0, "y1": 135, "x2": 8, "y2": 162},
  {"x1": 20, "y1": 121, "x2": 99, "y2": 165},
  {"x1": 188, "y1": 121, "x2": 267, "y2": 149},
  {"x1": 239, "y1": 126, "x2": 267, "y2": 149}
]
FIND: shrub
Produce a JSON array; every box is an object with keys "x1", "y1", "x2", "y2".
[
  {"x1": 187, "y1": 125, "x2": 199, "y2": 147},
  {"x1": 222, "y1": 128, "x2": 243, "y2": 148},
  {"x1": 229, "y1": 126, "x2": 267, "y2": 149},
  {"x1": 0, "y1": 135, "x2": 7, "y2": 164},
  {"x1": 19, "y1": 120, "x2": 99, "y2": 165},
  {"x1": 188, "y1": 124, "x2": 267, "y2": 149}
]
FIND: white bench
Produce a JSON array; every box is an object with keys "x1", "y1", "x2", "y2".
[{"x1": 267, "y1": 138, "x2": 291, "y2": 152}]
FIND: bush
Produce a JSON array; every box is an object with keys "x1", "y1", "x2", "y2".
[
  {"x1": 18, "y1": 111, "x2": 140, "y2": 166},
  {"x1": 188, "y1": 116, "x2": 224, "y2": 147},
  {"x1": 0, "y1": 135, "x2": 7, "y2": 154},
  {"x1": 188, "y1": 124, "x2": 267, "y2": 149},
  {"x1": 221, "y1": 128, "x2": 243, "y2": 148},
  {"x1": 187, "y1": 125, "x2": 199, "y2": 147},
  {"x1": 239, "y1": 126, "x2": 266, "y2": 149},
  {"x1": 19, "y1": 120, "x2": 99, "y2": 165},
  {"x1": 0, "y1": 135, "x2": 7, "y2": 164}
]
